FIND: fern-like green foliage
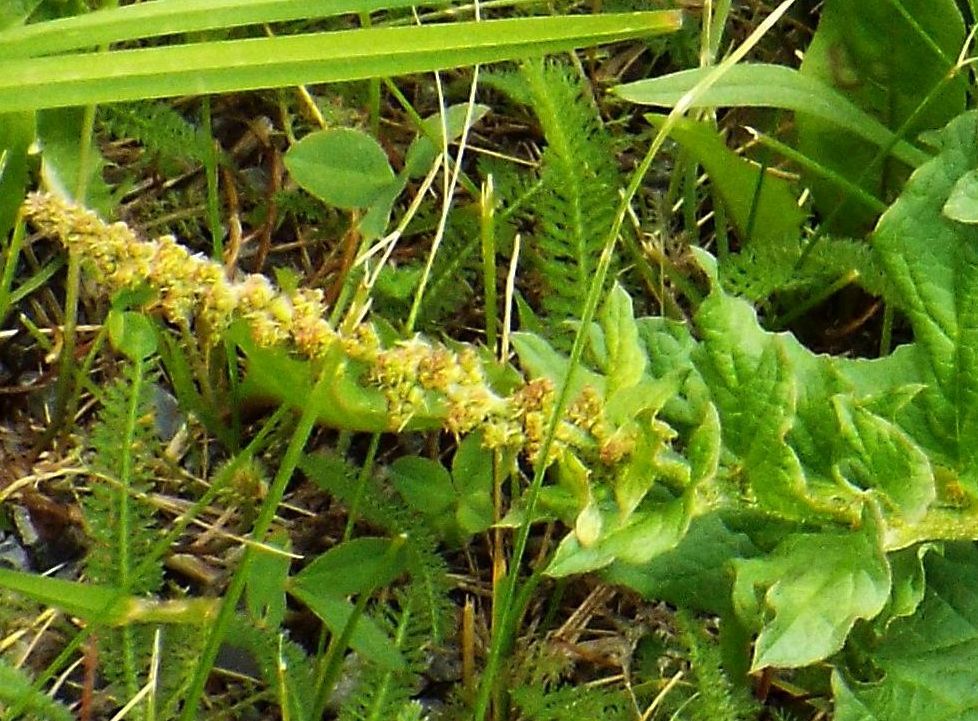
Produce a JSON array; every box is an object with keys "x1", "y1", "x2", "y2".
[
  {"x1": 510, "y1": 682, "x2": 632, "y2": 721},
  {"x1": 85, "y1": 369, "x2": 162, "y2": 594},
  {"x1": 503, "y1": 630, "x2": 634, "y2": 721},
  {"x1": 83, "y1": 364, "x2": 170, "y2": 715},
  {"x1": 336, "y1": 589, "x2": 433, "y2": 721},
  {"x1": 0, "y1": 658, "x2": 72, "y2": 721},
  {"x1": 719, "y1": 235, "x2": 886, "y2": 302},
  {"x1": 99, "y1": 100, "x2": 212, "y2": 176},
  {"x1": 675, "y1": 611, "x2": 757, "y2": 721},
  {"x1": 489, "y1": 59, "x2": 622, "y2": 325},
  {"x1": 371, "y1": 208, "x2": 480, "y2": 332},
  {"x1": 224, "y1": 615, "x2": 318, "y2": 721}
]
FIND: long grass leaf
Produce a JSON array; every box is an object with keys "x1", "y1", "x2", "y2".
[
  {"x1": 615, "y1": 63, "x2": 930, "y2": 167},
  {"x1": 0, "y1": 0, "x2": 437, "y2": 59},
  {"x1": 0, "y1": 12, "x2": 682, "y2": 112}
]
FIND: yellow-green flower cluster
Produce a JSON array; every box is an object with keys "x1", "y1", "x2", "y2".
[
  {"x1": 23, "y1": 192, "x2": 339, "y2": 355},
  {"x1": 21, "y1": 192, "x2": 641, "y2": 466}
]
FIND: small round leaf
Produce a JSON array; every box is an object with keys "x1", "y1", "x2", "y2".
[
  {"x1": 285, "y1": 127, "x2": 396, "y2": 209},
  {"x1": 107, "y1": 309, "x2": 158, "y2": 361}
]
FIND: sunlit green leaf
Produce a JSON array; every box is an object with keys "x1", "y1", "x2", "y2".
[
  {"x1": 872, "y1": 110, "x2": 978, "y2": 489},
  {"x1": 733, "y1": 519, "x2": 890, "y2": 670}
]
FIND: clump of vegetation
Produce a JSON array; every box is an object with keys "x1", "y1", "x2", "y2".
[{"x1": 3, "y1": 2, "x2": 978, "y2": 721}]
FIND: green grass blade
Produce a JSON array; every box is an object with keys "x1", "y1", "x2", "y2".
[
  {"x1": 615, "y1": 62, "x2": 930, "y2": 168},
  {"x1": 0, "y1": 12, "x2": 682, "y2": 112},
  {"x1": 0, "y1": 0, "x2": 440, "y2": 59},
  {"x1": 0, "y1": 566, "x2": 212, "y2": 625}
]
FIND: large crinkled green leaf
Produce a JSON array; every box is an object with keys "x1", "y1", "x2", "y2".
[
  {"x1": 796, "y1": 0, "x2": 965, "y2": 234},
  {"x1": 733, "y1": 516, "x2": 891, "y2": 670},
  {"x1": 693, "y1": 290, "x2": 812, "y2": 518},
  {"x1": 780, "y1": 341, "x2": 852, "y2": 483},
  {"x1": 833, "y1": 544, "x2": 978, "y2": 721},
  {"x1": 872, "y1": 110, "x2": 978, "y2": 488},
  {"x1": 831, "y1": 395, "x2": 935, "y2": 522}
]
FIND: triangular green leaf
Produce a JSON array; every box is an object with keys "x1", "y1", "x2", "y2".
[
  {"x1": 733, "y1": 518, "x2": 890, "y2": 670},
  {"x1": 599, "y1": 283, "x2": 646, "y2": 395}
]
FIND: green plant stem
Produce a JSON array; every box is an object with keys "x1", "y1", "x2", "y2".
[
  {"x1": 178, "y1": 362, "x2": 336, "y2": 721},
  {"x1": 620, "y1": 225, "x2": 687, "y2": 319},
  {"x1": 888, "y1": 0, "x2": 957, "y2": 66},
  {"x1": 364, "y1": 593, "x2": 414, "y2": 721},
  {"x1": 472, "y1": 73, "x2": 672, "y2": 721},
  {"x1": 771, "y1": 269, "x2": 859, "y2": 330},
  {"x1": 0, "y1": 212, "x2": 25, "y2": 328},
  {"x1": 472, "y1": 5, "x2": 798, "y2": 717},
  {"x1": 224, "y1": 335, "x2": 242, "y2": 449},
  {"x1": 752, "y1": 131, "x2": 887, "y2": 213},
  {"x1": 47, "y1": 100, "x2": 98, "y2": 439},
  {"x1": 343, "y1": 432, "x2": 382, "y2": 541},
  {"x1": 744, "y1": 155, "x2": 767, "y2": 242},
  {"x1": 46, "y1": 247, "x2": 81, "y2": 440},
  {"x1": 481, "y1": 175, "x2": 499, "y2": 351},
  {"x1": 879, "y1": 301, "x2": 894, "y2": 357},
  {"x1": 201, "y1": 97, "x2": 224, "y2": 260},
  {"x1": 119, "y1": 357, "x2": 145, "y2": 705},
  {"x1": 682, "y1": 149, "x2": 698, "y2": 236},
  {"x1": 712, "y1": 189, "x2": 729, "y2": 261}
]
